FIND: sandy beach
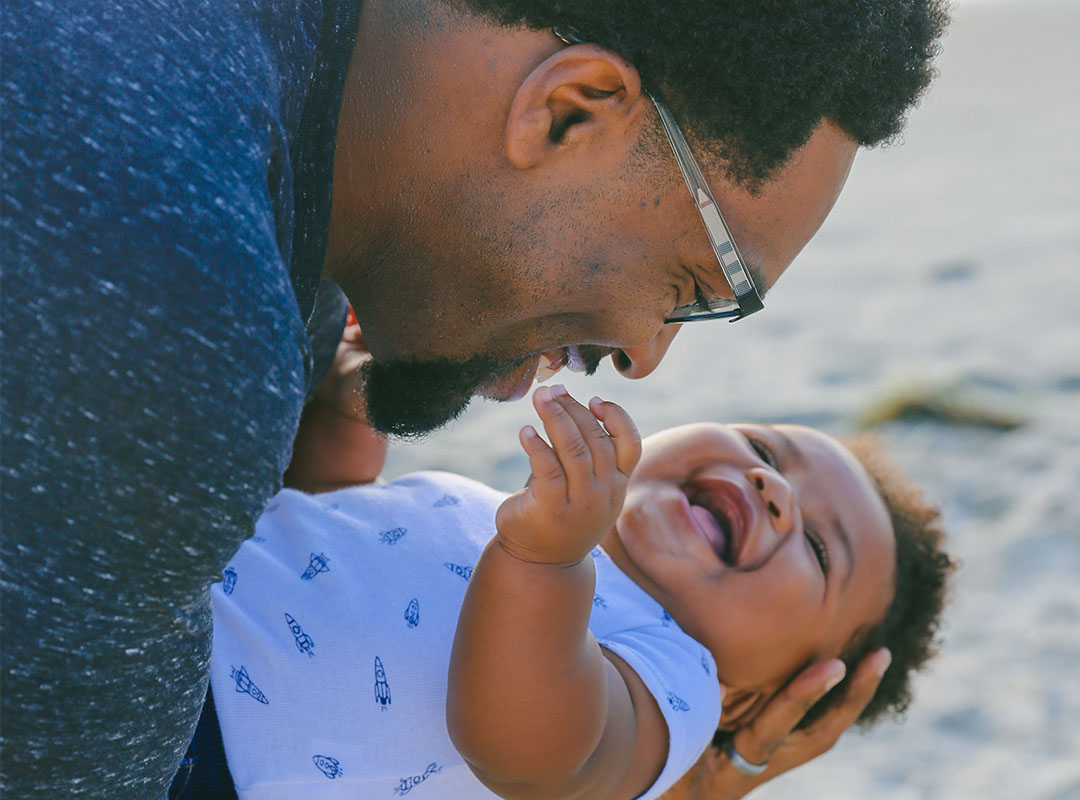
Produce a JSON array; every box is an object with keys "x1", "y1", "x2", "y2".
[{"x1": 383, "y1": 1, "x2": 1080, "y2": 797}]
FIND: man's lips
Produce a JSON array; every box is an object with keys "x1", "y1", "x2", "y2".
[
  {"x1": 535, "y1": 346, "x2": 588, "y2": 383},
  {"x1": 478, "y1": 358, "x2": 539, "y2": 402},
  {"x1": 480, "y1": 347, "x2": 590, "y2": 402}
]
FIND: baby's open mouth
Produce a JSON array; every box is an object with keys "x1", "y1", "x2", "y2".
[{"x1": 685, "y1": 485, "x2": 745, "y2": 566}]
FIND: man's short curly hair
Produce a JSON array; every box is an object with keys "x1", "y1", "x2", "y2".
[
  {"x1": 798, "y1": 434, "x2": 956, "y2": 731},
  {"x1": 454, "y1": 0, "x2": 949, "y2": 189}
]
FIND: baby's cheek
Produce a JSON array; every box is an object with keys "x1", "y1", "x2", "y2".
[
  {"x1": 620, "y1": 484, "x2": 683, "y2": 526},
  {"x1": 746, "y1": 564, "x2": 823, "y2": 647}
]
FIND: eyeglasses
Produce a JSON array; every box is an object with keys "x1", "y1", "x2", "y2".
[{"x1": 554, "y1": 27, "x2": 765, "y2": 324}]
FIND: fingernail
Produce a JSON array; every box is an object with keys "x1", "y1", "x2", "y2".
[
  {"x1": 551, "y1": 384, "x2": 568, "y2": 397},
  {"x1": 823, "y1": 665, "x2": 846, "y2": 693},
  {"x1": 535, "y1": 386, "x2": 553, "y2": 404},
  {"x1": 589, "y1": 396, "x2": 603, "y2": 407},
  {"x1": 876, "y1": 649, "x2": 893, "y2": 677}
]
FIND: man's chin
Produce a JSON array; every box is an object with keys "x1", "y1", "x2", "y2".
[
  {"x1": 477, "y1": 359, "x2": 540, "y2": 402},
  {"x1": 359, "y1": 354, "x2": 529, "y2": 439},
  {"x1": 358, "y1": 345, "x2": 609, "y2": 438}
]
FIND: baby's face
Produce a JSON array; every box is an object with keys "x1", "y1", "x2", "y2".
[{"x1": 601, "y1": 423, "x2": 896, "y2": 699}]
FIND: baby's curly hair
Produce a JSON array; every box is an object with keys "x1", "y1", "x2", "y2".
[
  {"x1": 798, "y1": 434, "x2": 956, "y2": 731},
  {"x1": 453, "y1": 0, "x2": 950, "y2": 189}
]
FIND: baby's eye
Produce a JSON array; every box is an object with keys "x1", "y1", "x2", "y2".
[
  {"x1": 744, "y1": 435, "x2": 777, "y2": 468},
  {"x1": 805, "y1": 526, "x2": 830, "y2": 575}
]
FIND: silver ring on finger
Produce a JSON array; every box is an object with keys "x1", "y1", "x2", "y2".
[{"x1": 725, "y1": 740, "x2": 768, "y2": 776}]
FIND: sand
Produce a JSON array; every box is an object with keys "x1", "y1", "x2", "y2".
[{"x1": 384, "y1": 1, "x2": 1080, "y2": 797}]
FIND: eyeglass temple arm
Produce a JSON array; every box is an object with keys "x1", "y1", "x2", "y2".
[
  {"x1": 651, "y1": 100, "x2": 762, "y2": 311},
  {"x1": 553, "y1": 26, "x2": 761, "y2": 313}
]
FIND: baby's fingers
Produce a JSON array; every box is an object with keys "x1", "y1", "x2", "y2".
[
  {"x1": 519, "y1": 424, "x2": 565, "y2": 489},
  {"x1": 533, "y1": 386, "x2": 599, "y2": 485},
  {"x1": 588, "y1": 397, "x2": 641, "y2": 476},
  {"x1": 551, "y1": 386, "x2": 620, "y2": 479}
]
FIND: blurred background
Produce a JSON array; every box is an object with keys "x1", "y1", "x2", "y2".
[{"x1": 385, "y1": 1, "x2": 1080, "y2": 797}]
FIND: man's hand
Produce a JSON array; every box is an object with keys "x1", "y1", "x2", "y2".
[
  {"x1": 495, "y1": 385, "x2": 641, "y2": 567},
  {"x1": 662, "y1": 649, "x2": 892, "y2": 800}
]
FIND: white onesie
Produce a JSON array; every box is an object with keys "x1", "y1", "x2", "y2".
[{"x1": 211, "y1": 471, "x2": 722, "y2": 799}]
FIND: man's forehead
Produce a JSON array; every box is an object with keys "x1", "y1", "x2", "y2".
[{"x1": 698, "y1": 121, "x2": 858, "y2": 293}]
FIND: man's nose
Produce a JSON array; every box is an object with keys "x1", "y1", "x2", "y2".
[
  {"x1": 611, "y1": 324, "x2": 681, "y2": 379},
  {"x1": 746, "y1": 467, "x2": 795, "y2": 535}
]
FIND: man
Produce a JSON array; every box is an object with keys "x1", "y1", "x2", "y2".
[{"x1": 1, "y1": 0, "x2": 947, "y2": 796}]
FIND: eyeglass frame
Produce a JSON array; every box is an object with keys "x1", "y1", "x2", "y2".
[{"x1": 553, "y1": 27, "x2": 764, "y2": 324}]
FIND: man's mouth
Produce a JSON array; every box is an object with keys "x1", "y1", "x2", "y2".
[
  {"x1": 478, "y1": 345, "x2": 602, "y2": 402},
  {"x1": 685, "y1": 484, "x2": 748, "y2": 566},
  {"x1": 478, "y1": 358, "x2": 539, "y2": 402},
  {"x1": 535, "y1": 346, "x2": 587, "y2": 383}
]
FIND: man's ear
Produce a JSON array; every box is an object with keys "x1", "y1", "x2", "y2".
[
  {"x1": 504, "y1": 43, "x2": 644, "y2": 169},
  {"x1": 716, "y1": 687, "x2": 767, "y2": 731}
]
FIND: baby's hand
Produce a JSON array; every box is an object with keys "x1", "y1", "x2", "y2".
[
  {"x1": 495, "y1": 386, "x2": 641, "y2": 566},
  {"x1": 283, "y1": 311, "x2": 388, "y2": 491},
  {"x1": 314, "y1": 314, "x2": 375, "y2": 423}
]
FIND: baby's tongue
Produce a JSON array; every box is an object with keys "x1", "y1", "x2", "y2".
[{"x1": 689, "y1": 504, "x2": 728, "y2": 559}]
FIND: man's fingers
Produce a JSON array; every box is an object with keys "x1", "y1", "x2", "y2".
[
  {"x1": 732, "y1": 648, "x2": 891, "y2": 773},
  {"x1": 589, "y1": 397, "x2": 641, "y2": 476},
  {"x1": 732, "y1": 659, "x2": 847, "y2": 764},
  {"x1": 712, "y1": 650, "x2": 891, "y2": 791},
  {"x1": 806, "y1": 648, "x2": 891, "y2": 746}
]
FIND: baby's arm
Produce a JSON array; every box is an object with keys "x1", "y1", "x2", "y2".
[
  {"x1": 447, "y1": 386, "x2": 666, "y2": 800},
  {"x1": 283, "y1": 321, "x2": 388, "y2": 492}
]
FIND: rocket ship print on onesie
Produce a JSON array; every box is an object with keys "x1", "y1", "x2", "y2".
[
  {"x1": 379, "y1": 527, "x2": 407, "y2": 545},
  {"x1": 404, "y1": 598, "x2": 420, "y2": 629},
  {"x1": 230, "y1": 665, "x2": 269, "y2": 704},
  {"x1": 666, "y1": 692, "x2": 690, "y2": 712},
  {"x1": 301, "y1": 552, "x2": 330, "y2": 580},
  {"x1": 374, "y1": 656, "x2": 391, "y2": 709},
  {"x1": 222, "y1": 566, "x2": 237, "y2": 595},
  {"x1": 312, "y1": 754, "x2": 343, "y2": 779},
  {"x1": 285, "y1": 612, "x2": 315, "y2": 657},
  {"x1": 444, "y1": 562, "x2": 472, "y2": 580}
]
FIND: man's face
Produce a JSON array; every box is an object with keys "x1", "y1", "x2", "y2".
[{"x1": 348, "y1": 120, "x2": 857, "y2": 437}]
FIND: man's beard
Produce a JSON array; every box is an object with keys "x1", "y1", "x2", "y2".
[{"x1": 358, "y1": 346, "x2": 607, "y2": 438}]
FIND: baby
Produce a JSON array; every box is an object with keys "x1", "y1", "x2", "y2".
[{"x1": 195, "y1": 378, "x2": 952, "y2": 800}]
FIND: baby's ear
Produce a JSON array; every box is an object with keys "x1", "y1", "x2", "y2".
[{"x1": 716, "y1": 687, "x2": 766, "y2": 731}]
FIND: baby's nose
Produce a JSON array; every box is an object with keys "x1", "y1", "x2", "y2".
[{"x1": 747, "y1": 467, "x2": 795, "y2": 535}]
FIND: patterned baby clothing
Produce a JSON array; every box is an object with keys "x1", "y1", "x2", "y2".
[{"x1": 211, "y1": 471, "x2": 722, "y2": 798}]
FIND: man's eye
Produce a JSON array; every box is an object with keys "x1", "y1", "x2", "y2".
[
  {"x1": 805, "y1": 527, "x2": 830, "y2": 575},
  {"x1": 693, "y1": 281, "x2": 710, "y2": 310},
  {"x1": 745, "y1": 435, "x2": 777, "y2": 468}
]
